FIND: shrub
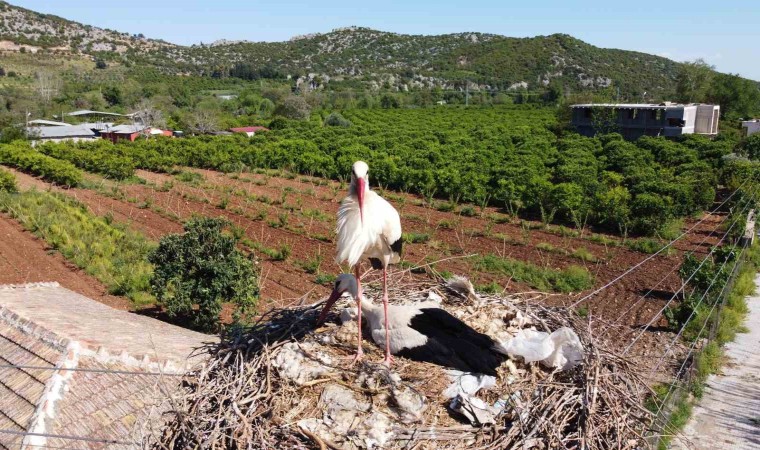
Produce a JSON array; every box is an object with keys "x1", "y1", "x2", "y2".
[
  {"x1": 0, "y1": 168, "x2": 17, "y2": 192},
  {"x1": 571, "y1": 247, "x2": 598, "y2": 262},
  {"x1": 148, "y1": 217, "x2": 259, "y2": 332},
  {"x1": 324, "y1": 112, "x2": 352, "y2": 127},
  {"x1": 459, "y1": 205, "x2": 477, "y2": 217}
]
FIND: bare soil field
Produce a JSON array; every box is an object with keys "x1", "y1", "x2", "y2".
[{"x1": 0, "y1": 165, "x2": 725, "y2": 362}]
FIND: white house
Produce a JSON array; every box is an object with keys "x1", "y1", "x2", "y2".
[
  {"x1": 742, "y1": 120, "x2": 760, "y2": 137},
  {"x1": 571, "y1": 102, "x2": 720, "y2": 140}
]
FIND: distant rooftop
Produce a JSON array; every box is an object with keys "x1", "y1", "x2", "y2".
[
  {"x1": 106, "y1": 124, "x2": 148, "y2": 134},
  {"x1": 230, "y1": 126, "x2": 269, "y2": 133},
  {"x1": 28, "y1": 125, "x2": 96, "y2": 139},
  {"x1": 571, "y1": 102, "x2": 719, "y2": 110},
  {"x1": 65, "y1": 109, "x2": 126, "y2": 117},
  {"x1": 27, "y1": 119, "x2": 70, "y2": 127}
]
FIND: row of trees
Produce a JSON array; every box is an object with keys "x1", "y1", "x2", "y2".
[{"x1": 40, "y1": 106, "x2": 743, "y2": 237}]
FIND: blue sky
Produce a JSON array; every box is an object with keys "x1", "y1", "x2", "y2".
[{"x1": 12, "y1": 0, "x2": 760, "y2": 80}]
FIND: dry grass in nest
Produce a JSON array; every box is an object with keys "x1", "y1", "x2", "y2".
[{"x1": 149, "y1": 279, "x2": 656, "y2": 449}]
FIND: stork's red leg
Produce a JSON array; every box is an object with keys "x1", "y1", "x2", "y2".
[
  {"x1": 382, "y1": 267, "x2": 394, "y2": 367},
  {"x1": 351, "y1": 264, "x2": 364, "y2": 364}
]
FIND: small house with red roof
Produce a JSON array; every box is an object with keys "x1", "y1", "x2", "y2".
[{"x1": 229, "y1": 126, "x2": 269, "y2": 137}]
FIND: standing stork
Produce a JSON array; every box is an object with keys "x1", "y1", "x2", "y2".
[
  {"x1": 328, "y1": 161, "x2": 402, "y2": 366},
  {"x1": 317, "y1": 274, "x2": 506, "y2": 375}
]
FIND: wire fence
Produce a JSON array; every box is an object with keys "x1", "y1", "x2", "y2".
[{"x1": 647, "y1": 218, "x2": 753, "y2": 447}]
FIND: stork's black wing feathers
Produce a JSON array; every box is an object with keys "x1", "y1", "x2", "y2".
[
  {"x1": 396, "y1": 308, "x2": 505, "y2": 376},
  {"x1": 390, "y1": 238, "x2": 403, "y2": 255},
  {"x1": 368, "y1": 258, "x2": 383, "y2": 270}
]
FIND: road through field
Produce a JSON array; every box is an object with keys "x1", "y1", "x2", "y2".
[{"x1": 675, "y1": 273, "x2": 760, "y2": 450}]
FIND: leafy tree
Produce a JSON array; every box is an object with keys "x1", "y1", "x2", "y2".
[
  {"x1": 743, "y1": 134, "x2": 760, "y2": 161},
  {"x1": 675, "y1": 59, "x2": 714, "y2": 103},
  {"x1": 324, "y1": 112, "x2": 351, "y2": 127},
  {"x1": 595, "y1": 185, "x2": 631, "y2": 236},
  {"x1": 102, "y1": 85, "x2": 123, "y2": 106},
  {"x1": 148, "y1": 217, "x2": 259, "y2": 332},
  {"x1": 380, "y1": 94, "x2": 400, "y2": 109},
  {"x1": 275, "y1": 95, "x2": 311, "y2": 120},
  {"x1": 707, "y1": 73, "x2": 760, "y2": 118}
]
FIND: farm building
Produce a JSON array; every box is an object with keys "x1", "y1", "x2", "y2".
[
  {"x1": 99, "y1": 124, "x2": 149, "y2": 142},
  {"x1": 26, "y1": 124, "x2": 97, "y2": 143},
  {"x1": 230, "y1": 126, "x2": 269, "y2": 137},
  {"x1": 742, "y1": 119, "x2": 760, "y2": 137},
  {"x1": 571, "y1": 103, "x2": 720, "y2": 140}
]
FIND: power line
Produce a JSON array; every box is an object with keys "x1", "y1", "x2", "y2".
[
  {"x1": 569, "y1": 181, "x2": 748, "y2": 309},
  {"x1": 650, "y1": 239, "x2": 746, "y2": 375},
  {"x1": 598, "y1": 194, "x2": 752, "y2": 337}
]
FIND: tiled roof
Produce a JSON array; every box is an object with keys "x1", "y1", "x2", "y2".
[
  {"x1": 0, "y1": 283, "x2": 215, "y2": 448},
  {"x1": 0, "y1": 319, "x2": 61, "y2": 448}
]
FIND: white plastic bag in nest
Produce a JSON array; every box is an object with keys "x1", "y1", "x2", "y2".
[{"x1": 503, "y1": 327, "x2": 583, "y2": 370}]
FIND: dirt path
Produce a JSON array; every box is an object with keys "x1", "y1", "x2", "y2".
[
  {"x1": 675, "y1": 273, "x2": 760, "y2": 449},
  {"x1": 0, "y1": 214, "x2": 130, "y2": 310}
]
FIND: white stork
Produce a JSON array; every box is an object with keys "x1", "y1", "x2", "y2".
[
  {"x1": 328, "y1": 161, "x2": 402, "y2": 366},
  {"x1": 317, "y1": 274, "x2": 506, "y2": 375}
]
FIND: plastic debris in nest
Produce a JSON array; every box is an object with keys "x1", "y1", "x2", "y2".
[
  {"x1": 272, "y1": 342, "x2": 336, "y2": 384},
  {"x1": 503, "y1": 327, "x2": 584, "y2": 370}
]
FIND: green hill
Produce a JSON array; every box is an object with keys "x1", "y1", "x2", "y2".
[{"x1": 0, "y1": 2, "x2": 681, "y2": 97}]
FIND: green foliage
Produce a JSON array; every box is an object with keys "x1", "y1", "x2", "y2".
[
  {"x1": 0, "y1": 141, "x2": 82, "y2": 186},
  {"x1": 0, "y1": 167, "x2": 17, "y2": 192},
  {"x1": 148, "y1": 217, "x2": 259, "y2": 332},
  {"x1": 0, "y1": 190, "x2": 154, "y2": 301},
  {"x1": 275, "y1": 96, "x2": 311, "y2": 120},
  {"x1": 324, "y1": 112, "x2": 352, "y2": 127},
  {"x1": 474, "y1": 254, "x2": 593, "y2": 293},
  {"x1": 37, "y1": 141, "x2": 135, "y2": 180},
  {"x1": 402, "y1": 232, "x2": 431, "y2": 244}
]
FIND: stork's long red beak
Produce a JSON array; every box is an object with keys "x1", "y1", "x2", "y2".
[
  {"x1": 316, "y1": 289, "x2": 342, "y2": 326},
  {"x1": 356, "y1": 177, "x2": 365, "y2": 224}
]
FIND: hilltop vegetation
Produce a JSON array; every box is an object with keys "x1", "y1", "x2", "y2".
[{"x1": 0, "y1": 1, "x2": 682, "y2": 98}]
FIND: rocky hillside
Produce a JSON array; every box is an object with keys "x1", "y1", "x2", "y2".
[
  {"x1": 0, "y1": 1, "x2": 170, "y2": 53},
  {"x1": 0, "y1": 1, "x2": 680, "y2": 96}
]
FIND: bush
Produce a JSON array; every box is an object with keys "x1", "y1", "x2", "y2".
[
  {"x1": 148, "y1": 217, "x2": 259, "y2": 332},
  {"x1": 324, "y1": 112, "x2": 352, "y2": 127},
  {"x1": 37, "y1": 141, "x2": 135, "y2": 180},
  {"x1": 275, "y1": 96, "x2": 311, "y2": 120},
  {"x1": 0, "y1": 168, "x2": 17, "y2": 192}
]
